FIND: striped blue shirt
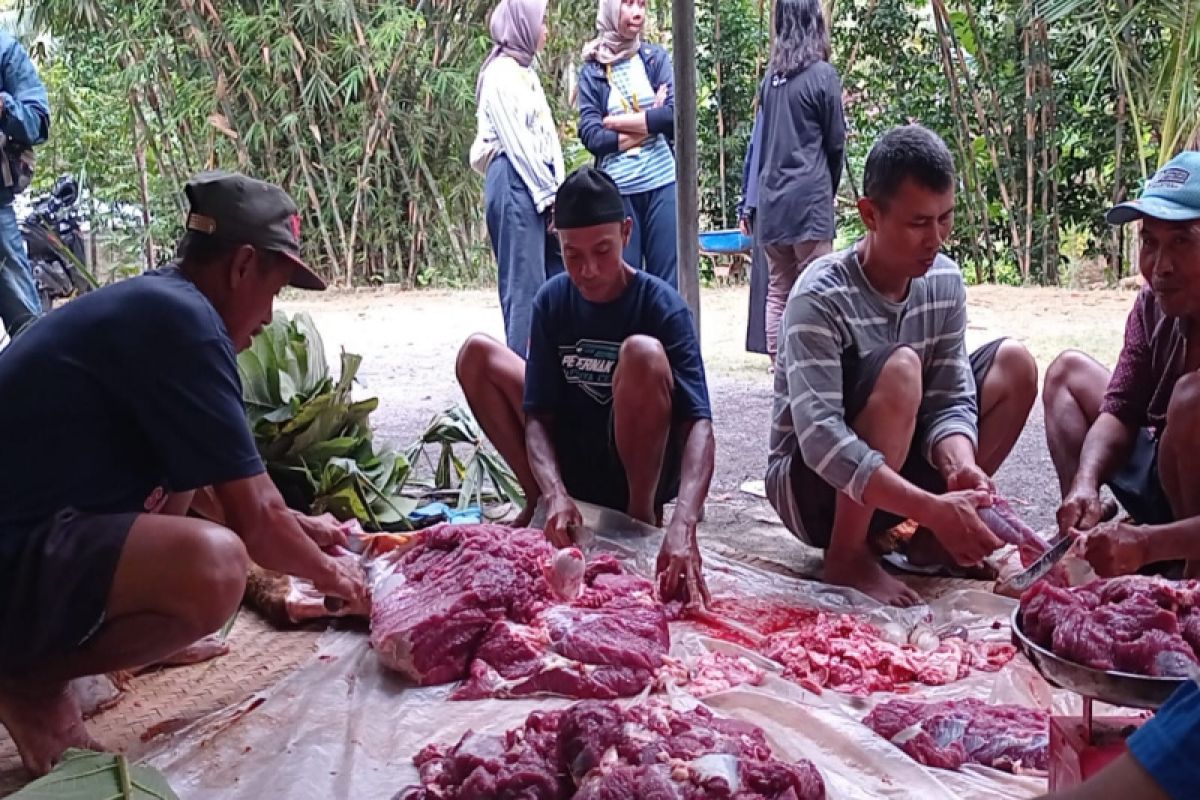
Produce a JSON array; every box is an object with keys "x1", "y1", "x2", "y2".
[
  {"x1": 600, "y1": 56, "x2": 675, "y2": 196},
  {"x1": 766, "y1": 246, "x2": 977, "y2": 542}
]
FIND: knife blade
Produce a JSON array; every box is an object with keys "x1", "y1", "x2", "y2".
[{"x1": 1004, "y1": 534, "x2": 1075, "y2": 592}]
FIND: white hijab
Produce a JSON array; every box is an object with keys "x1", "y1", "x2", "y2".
[{"x1": 581, "y1": 0, "x2": 642, "y2": 66}]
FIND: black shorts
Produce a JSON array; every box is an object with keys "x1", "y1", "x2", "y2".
[
  {"x1": 1109, "y1": 428, "x2": 1173, "y2": 525},
  {"x1": 789, "y1": 339, "x2": 1006, "y2": 548},
  {"x1": 0, "y1": 509, "x2": 136, "y2": 674},
  {"x1": 555, "y1": 420, "x2": 685, "y2": 515}
]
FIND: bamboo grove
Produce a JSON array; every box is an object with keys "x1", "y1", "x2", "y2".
[{"x1": 19, "y1": 0, "x2": 1200, "y2": 287}]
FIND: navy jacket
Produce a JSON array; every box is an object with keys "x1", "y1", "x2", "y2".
[{"x1": 577, "y1": 44, "x2": 674, "y2": 160}]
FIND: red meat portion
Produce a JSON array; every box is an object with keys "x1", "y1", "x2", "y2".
[
  {"x1": 978, "y1": 496, "x2": 1048, "y2": 566},
  {"x1": 401, "y1": 700, "x2": 826, "y2": 800},
  {"x1": 1020, "y1": 576, "x2": 1200, "y2": 677},
  {"x1": 865, "y1": 698, "x2": 1048, "y2": 774},
  {"x1": 370, "y1": 525, "x2": 669, "y2": 699}
]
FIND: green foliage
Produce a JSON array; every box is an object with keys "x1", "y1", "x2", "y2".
[
  {"x1": 10, "y1": 749, "x2": 177, "y2": 800},
  {"x1": 19, "y1": 0, "x2": 1199, "y2": 287},
  {"x1": 237, "y1": 312, "x2": 416, "y2": 530},
  {"x1": 239, "y1": 312, "x2": 523, "y2": 524},
  {"x1": 406, "y1": 405, "x2": 527, "y2": 516}
]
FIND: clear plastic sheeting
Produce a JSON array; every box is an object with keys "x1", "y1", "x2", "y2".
[{"x1": 139, "y1": 512, "x2": 1093, "y2": 798}]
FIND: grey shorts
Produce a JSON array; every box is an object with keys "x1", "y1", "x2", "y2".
[
  {"x1": 785, "y1": 339, "x2": 1006, "y2": 548},
  {"x1": 1109, "y1": 428, "x2": 1173, "y2": 525},
  {"x1": 0, "y1": 509, "x2": 136, "y2": 674}
]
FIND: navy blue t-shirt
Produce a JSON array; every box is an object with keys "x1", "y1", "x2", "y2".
[
  {"x1": 0, "y1": 268, "x2": 264, "y2": 552},
  {"x1": 523, "y1": 271, "x2": 712, "y2": 437}
]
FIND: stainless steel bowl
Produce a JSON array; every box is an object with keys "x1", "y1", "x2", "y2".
[{"x1": 1010, "y1": 607, "x2": 1185, "y2": 710}]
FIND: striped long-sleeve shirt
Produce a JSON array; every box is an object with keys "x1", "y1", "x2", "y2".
[
  {"x1": 470, "y1": 56, "x2": 564, "y2": 213},
  {"x1": 766, "y1": 246, "x2": 977, "y2": 533}
]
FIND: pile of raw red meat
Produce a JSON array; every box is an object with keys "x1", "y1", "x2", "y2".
[
  {"x1": 1020, "y1": 575, "x2": 1200, "y2": 677},
  {"x1": 694, "y1": 599, "x2": 1015, "y2": 696},
  {"x1": 369, "y1": 524, "x2": 671, "y2": 700},
  {"x1": 865, "y1": 698, "x2": 1049, "y2": 774},
  {"x1": 400, "y1": 699, "x2": 826, "y2": 799}
]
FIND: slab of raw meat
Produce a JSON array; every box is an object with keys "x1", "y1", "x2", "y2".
[
  {"x1": 1019, "y1": 582, "x2": 1100, "y2": 648},
  {"x1": 370, "y1": 524, "x2": 670, "y2": 699},
  {"x1": 1020, "y1": 576, "x2": 1200, "y2": 677},
  {"x1": 400, "y1": 699, "x2": 825, "y2": 799},
  {"x1": 1113, "y1": 629, "x2": 1198, "y2": 677},
  {"x1": 690, "y1": 599, "x2": 1014, "y2": 696},
  {"x1": 865, "y1": 698, "x2": 1048, "y2": 774}
]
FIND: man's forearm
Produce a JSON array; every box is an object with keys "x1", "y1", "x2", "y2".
[
  {"x1": 1075, "y1": 413, "x2": 1137, "y2": 490},
  {"x1": 861, "y1": 465, "x2": 939, "y2": 527},
  {"x1": 669, "y1": 419, "x2": 715, "y2": 528},
  {"x1": 1144, "y1": 518, "x2": 1200, "y2": 564},
  {"x1": 526, "y1": 416, "x2": 568, "y2": 500},
  {"x1": 243, "y1": 503, "x2": 333, "y2": 582}
]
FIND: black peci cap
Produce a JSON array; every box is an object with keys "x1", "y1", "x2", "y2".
[{"x1": 554, "y1": 166, "x2": 627, "y2": 230}]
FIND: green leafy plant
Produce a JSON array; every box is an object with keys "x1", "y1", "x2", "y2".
[
  {"x1": 406, "y1": 405, "x2": 525, "y2": 516},
  {"x1": 237, "y1": 311, "x2": 416, "y2": 530},
  {"x1": 10, "y1": 749, "x2": 178, "y2": 799}
]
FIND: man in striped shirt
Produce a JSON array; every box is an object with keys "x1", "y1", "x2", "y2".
[{"x1": 766, "y1": 125, "x2": 1038, "y2": 606}]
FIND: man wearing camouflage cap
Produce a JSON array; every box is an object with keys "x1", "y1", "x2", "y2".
[
  {"x1": 0, "y1": 172, "x2": 366, "y2": 776},
  {"x1": 1044, "y1": 151, "x2": 1200, "y2": 578}
]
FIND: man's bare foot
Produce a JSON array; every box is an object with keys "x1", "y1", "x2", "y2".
[
  {"x1": 152, "y1": 635, "x2": 230, "y2": 668},
  {"x1": 0, "y1": 679, "x2": 102, "y2": 776},
  {"x1": 823, "y1": 552, "x2": 921, "y2": 607},
  {"x1": 906, "y1": 528, "x2": 999, "y2": 580},
  {"x1": 628, "y1": 502, "x2": 658, "y2": 528}
]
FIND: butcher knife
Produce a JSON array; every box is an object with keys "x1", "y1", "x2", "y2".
[{"x1": 1003, "y1": 534, "x2": 1074, "y2": 593}]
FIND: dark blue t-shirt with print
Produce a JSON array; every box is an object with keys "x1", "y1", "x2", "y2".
[
  {"x1": 523, "y1": 271, "x2": 712, "y2": 439},
  {"x1": 0, "y1": 268, "x2": 264, "y2": 556}
]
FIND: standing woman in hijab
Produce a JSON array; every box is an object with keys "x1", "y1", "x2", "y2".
[
  {"x1": 755, "y1": 0, "x2": 845, "y2": 364},
  {"x1": 470, "y1": 0, "x2": 565, "y2": 358},
  {"x1": 577, "y1": 0, "x2": 679, "y2": 289}
]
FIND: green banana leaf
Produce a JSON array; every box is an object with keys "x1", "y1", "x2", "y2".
[{"x1": 10, "y1": 749, "x2": 178, "y2": 800}]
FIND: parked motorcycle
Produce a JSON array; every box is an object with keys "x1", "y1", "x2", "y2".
[{"x1": 23, "y1": 175, "x2": 93, "y2": 310}]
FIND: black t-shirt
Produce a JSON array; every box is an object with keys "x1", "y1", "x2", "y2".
[
  {"x1": 523, "y1": 271, "x2": 712, "y2": 438},
  {"x1": 0, "y1": 268, "x2": 264, "y2": 552}
]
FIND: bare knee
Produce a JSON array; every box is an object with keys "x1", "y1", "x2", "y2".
[
  {"x1": 993, "y1": 339, "x2": 1038, "y2": 400},
  {"x1": 1043, "y1": 350, "x2": 1092, "y2": 406},
  {"x1": 616, "y1": 336, "x2": 671, "y2": 384},
  {"x1": 1166, "y1": 373, "x2": 1200, "y2": 438},
  {"x1": 871, "y1": 346, "x2": 923, "y2": 416},
  {"x1": 456, "y1": 333, "x2": 503, "y2": 385},
  {"x1": 177, "y1": 525, "x2": 249, "y2": 636}
]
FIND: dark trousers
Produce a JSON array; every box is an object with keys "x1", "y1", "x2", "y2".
[
  {"x1": 622, "y1": 182, "x2": 678, "y2": 290},
  {"x1": 485, "y1": 156, "x2": 563, "y2": 358}
]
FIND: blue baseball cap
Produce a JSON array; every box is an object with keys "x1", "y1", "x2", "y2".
[{"x1": 1107, "y1": 151, "x2": 1200, "y2": 225}]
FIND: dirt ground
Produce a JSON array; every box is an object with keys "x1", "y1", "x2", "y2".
[{"x1": 280, "y1": 282, "x2": 1136, "y2": 570}]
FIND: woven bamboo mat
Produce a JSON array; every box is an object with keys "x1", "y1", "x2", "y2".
[{"x1": 0, "y1": 610, "x2": 323, "y2": 796}]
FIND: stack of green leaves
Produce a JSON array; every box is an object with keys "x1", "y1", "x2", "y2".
[
  {"x1": 236, "y1": 311, "x2": 416, "y2": 530},
  {"x1": 10, "y1": 750, "x2": 178, "y2": 799}
]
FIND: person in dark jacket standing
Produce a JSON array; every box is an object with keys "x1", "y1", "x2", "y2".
[
  {"x1": 470, "y1": 0, "x2": 565, "y2": 358},
  {"x1": 0, "y1": 32, "x2": 50, "y2": 339},
  {"x1": 754, "y1": 0, "x2": 845, "y2": 363},
  {"x1": 577, "y1": 0, "x2": 679, "y2": 289}
]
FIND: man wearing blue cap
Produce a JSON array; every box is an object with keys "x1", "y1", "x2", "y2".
[
  {"x1": 457, "y1": 165, "x2": 715, "y2": 608},
  {"x1": 1043, "y1": 151, "x2": 1200, "y2": 576}
]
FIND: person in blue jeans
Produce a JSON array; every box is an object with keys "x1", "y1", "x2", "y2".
[
  {"x1": 577, "y1": 0, "x2": 678, "y2": 289},
  {"x1": 470, "y1": 0, "x2": 564, "y2": 358},
  {"x1": 0, "y1": 32, "x2": 50, "y2": 339}
]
